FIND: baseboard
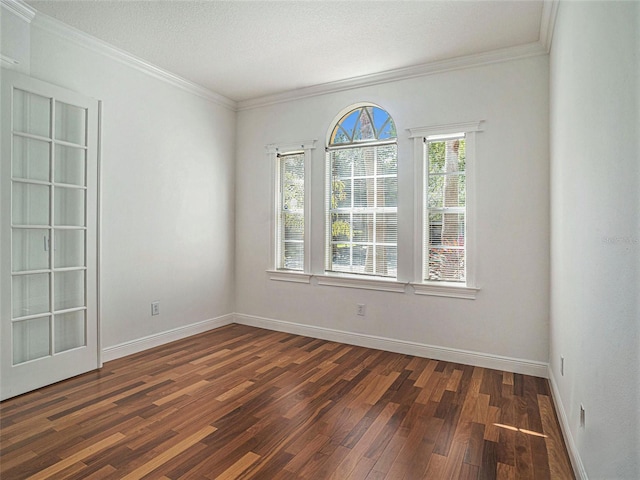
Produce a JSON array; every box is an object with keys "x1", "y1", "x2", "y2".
[
  {"x1": 102, "y1": 311, "x2": 549, "y2": 378},
  {"x1": 234, "y1": 313, "x2": 549, "y2": 378},
  {"x1": 548, "y1": 368, "x2": 588, "y2": 480},
  {"x1": 102, "y1": 313, "x2": 234, "y2": 362}
]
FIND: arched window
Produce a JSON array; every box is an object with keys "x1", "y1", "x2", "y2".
[
  {"x1": 329, "y1": 105, "x2": 397, "y2": 146},
  {"x1": 326, "y1": 104, "x2": 398, "y2": 278}
]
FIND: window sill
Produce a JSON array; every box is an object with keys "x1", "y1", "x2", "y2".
[
  {"x1": 316, "y1": 273, "x2": 408, "y2": 293},
  {"x1": 266, "y1": 271, "x2": 478, "y2": 299},
  {"x1": 411, "y1": 282, "x2": 479, "y2": 300},
  {"x1": 267, "y1": 270, "x2": 312, "y2": 284}
]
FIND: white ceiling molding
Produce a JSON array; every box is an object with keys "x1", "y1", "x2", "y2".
[
  {"x1": 1, "y1": 54, "x2": 20, "y2": 67},
  {"x1": 237, "y1": 42, "x2": 547, "y2": 112},
  {"x1": 0, "y1": 0, "x2": 36, "y2": 23},
  {"x1": 539, "y1": 0, "x2": 560, "y2": 53},
  {"x1": 30, "y1": 11, "x2": 237, "y2": 111},
  {"x1": 18, "y1": 1, "x2": 552, "y2": 113}
]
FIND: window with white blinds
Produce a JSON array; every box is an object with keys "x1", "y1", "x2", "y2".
[
  {"x1": 424, "y1": 135, "x2": 466, "y2": 282},
  {"x1": 277, "y1": 152, "x2": 305, "y2": 270},
  {"x1": 326, "y1": 105, "x2": 397, "y2": 278}
]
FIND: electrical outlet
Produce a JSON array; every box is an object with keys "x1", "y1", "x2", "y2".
[
  {"x1": 357, "y1": 304, "x2": 366, "y2": 316},
  {"x1": 151, "y1": 301, "x2": 160, "y2": 316},
  {"x1": 579, "y1": 404, "x2": 585, "y2": 428},
  {"x1": 561, "y1": 356, "x2": 564, "y2": 376}
]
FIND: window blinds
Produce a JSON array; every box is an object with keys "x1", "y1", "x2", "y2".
[
  {"x1": 278, "y1": 152, "x2": 304, "y2": 270},
  {"x1": 328, "y1": 144, "x2": 398, "y2": 277},
  {"x1": 425, "y1": 135, "x2": 466, "y2": 282}
]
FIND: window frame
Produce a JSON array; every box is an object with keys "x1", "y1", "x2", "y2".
[
  {"x1": 325, "y1": 104, "x2": 399, "y2": 280},
  {"x1": 267, "y1": 140, "x2": 316, "y2": 282},
  {"x1": 408, "y1": 121, "x2": 483, "y2": 299}
]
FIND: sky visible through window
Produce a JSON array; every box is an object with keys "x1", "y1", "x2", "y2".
[{"x1": 330, "y1": 106, "x2": 396, "y2": 145}]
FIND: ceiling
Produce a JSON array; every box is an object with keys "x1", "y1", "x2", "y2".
[{"x1": 26, "y1": 1, "x2": 546, "y2": 103}]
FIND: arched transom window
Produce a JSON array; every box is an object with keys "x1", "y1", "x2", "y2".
[
  {"x1": 329, "y1": 105, "x2": 396, "y2": 146},
  {"x1": 326, "y1": 104, "x2": 398, "y2": 278}
]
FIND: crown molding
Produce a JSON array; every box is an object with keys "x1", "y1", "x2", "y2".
[
  {"x1": 0, "y1": 0, "x2": 36, "y2": 23},
  {"x1": 1, "y1": 54, "x2": 19, "y2": 67},
  {"x1": 540, "y1": 0, "x2": 560, "y2": 52},
  {"x1": 29, "y1": 11, "x2": 237, "y2": 111},
  {"x1": 237, "y1": 41, "x2": 547, "y2": 111},
  {"x1": 18, "y1": 1, "x2": 556, "y2": 113}
]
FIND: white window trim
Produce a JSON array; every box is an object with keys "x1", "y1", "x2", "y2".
[
  {"x1": 324, "y1": 103, "x2": 399, "y2": 280},
  {"x1": 408, "y1": 121, "x2": 483, "y2": 300},
  {"x1": 411, "y1": 282, "x2": 479, "y2": 299},
  {"x1": 266, "y1": 270, "x2": 313, "y2": 284},
  {"x1": 267, "y1": 140, "x2": 316, "y2": 276},
  {"x1": 266, "y1": 269, "x2": 407, "y2": 292},
  {"x1": 316, "y1": 272, "x2": 407, "y2": 293}
]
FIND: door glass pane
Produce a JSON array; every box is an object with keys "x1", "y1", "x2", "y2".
[
  {"x1": 54, "y1": 270, "x2": 85, "y2": 311},
  {"x1": 54, "y1": 187, "x2": 85, "y2": 226},
  {"x1": 13, "y1": 136, "x2": 50, "y2": 182},
  {"x1": 55, "y1": 101, "x2": 86, "y2": 146},
  {"x1": 54, "y1": 310, "x2": 85, "y2": 353},
  {"x1": 13, "y1": 89, "x2": 51, "y2": 138},
  {"x1": 12, "y1": 183, "x2": 50, "y2": 225},
  {"x1": 55, "y1": 144, "x2": 85, "y2": 186},
  {"x1": 13, "y1": 316, "x2": 51, "y2": 364},
  {"x1": 12, "y1": 228, "x2": 50, "y2": 272},
  {"x1": 54, "y1": 229, "x2": 85, "y2": 268},
  {"x1": 12, "y1": 273, "x2": 50, "y2": 318}
]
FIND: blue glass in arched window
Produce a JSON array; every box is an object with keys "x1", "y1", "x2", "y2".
[
  {"x1": 326, "y1": 104, "x2": 398, "y2": 278},
  {"x1": 329, "y1": 106, "x2": 396, "y2": 146}
]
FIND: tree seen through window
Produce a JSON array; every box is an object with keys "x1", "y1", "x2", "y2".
[{"x1": 327, "y1": 105, "x2": 398, "y2": 277}]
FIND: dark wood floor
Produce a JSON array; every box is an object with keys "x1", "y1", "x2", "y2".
[{"x1": 0, "y1": 324, "x2": 574, "y2": 479}]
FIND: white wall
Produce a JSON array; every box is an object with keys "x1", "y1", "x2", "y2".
[
  {"x1": 6, "y1": 2, "x2": 639, "y2": 475},
  {"x1": 550, "y1": 2, "x2": 639, "y2": 479},
  {"x1": 236, "y1": 55, "x2": 550, "y2": 370},
  {"x1": 0, "y1": 4, "x2": 31, "y2": 74},
  {"x1": 24, "y1": 15, "x2": 237, "y2": 350}
]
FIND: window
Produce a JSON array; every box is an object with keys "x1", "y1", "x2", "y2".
[
  {"x1": 277, "y1": 152, "x2": 305, "y2": 270},
  {"x1": 425, "y1": 135, "x2": 466, "y2": 282},
  {"x1": 267, "y1": 141, "x2": 315, "y2": 278},
  {"x1": 326, "y1": 105, "x2": 397, "y2": 278},
  {"x1": 409, "y1": 122, "x2": 482, "y2": 298}
]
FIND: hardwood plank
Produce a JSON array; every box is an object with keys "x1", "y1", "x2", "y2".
[
  {"x1": 479, "y1": 440, "x2": 499, "y2": 480},
  {"x1": 446, "y1": 368, "x2": 464, "y2": 392},
  {"x1": 423, "y1": 452, "x2": 447, "y2": 478},
  {"x1": 514, "y1": 428, "x2": 534, "y2": 480},
  {"x1": 496, "y1": 462, "x2": 516, "y2": 480},
  {"x1": 0, "y1": 325, "x2": 574, "y2": 480},
  {"x1": 26, "y1": 432, "x2": 124, "y2": 480},
  {"x1": 538, "y1": 394, "x2": 575, "y2": 479},
  {"x1": 120, "y1": 425, "x2": 216, "y2": 479},
  {"x1": 529, "y1": 433, "x2": 551, "y2": 480},
  {"x1": 460, "y1": 462, "x2": 480, "y2": 480},
  {"x1": 215, "y1": 451, "x2": 261, "y2": 480},
  {"x1": 345, "y1": 456, "x2": 376, "y2": 480},
  {"x1": 464, "y1": 422, "x2": 486, "y2": 466},
  {"x1": 283, "y1": 434, "x2": 330, "y2": 473}
]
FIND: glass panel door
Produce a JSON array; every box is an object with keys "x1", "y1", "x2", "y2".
[{"x1": 1, "y1": 68, "x2": 99, "y2": 401}]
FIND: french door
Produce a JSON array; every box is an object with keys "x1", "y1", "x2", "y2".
[{"x1": 1, "y1": 69, "x2": 99, "y2": 401}]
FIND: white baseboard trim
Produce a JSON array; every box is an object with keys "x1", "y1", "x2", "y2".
[
  {"x1": 234, "y1": 313, "x2": 549, "y2": 378},
  {"x1": 102, "y1": 314, "x2": 234, "y2": 363},
  {"x1": 101, "y1": 311, "x2": 549, "y2": 377},
  {"x1": 548, "y1": 368, "x2": 588, "y2": 480}
]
